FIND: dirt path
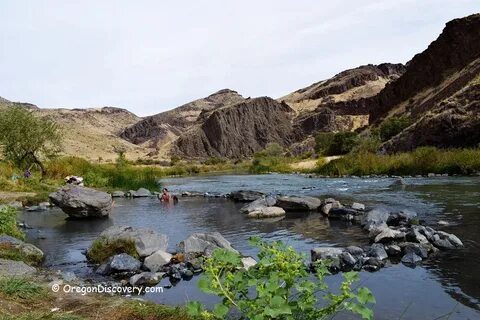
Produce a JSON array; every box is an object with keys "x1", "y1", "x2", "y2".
[{"x1": 290, "y1": 156, "x2": 342, "y2": 171}]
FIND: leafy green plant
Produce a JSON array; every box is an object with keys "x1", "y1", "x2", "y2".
[
  {"x1": 0, "y1": 205, "x2": 25, "y2": 240},
  {"x1": 187, "y1": 237, "x2": 375, "y2": 320}
]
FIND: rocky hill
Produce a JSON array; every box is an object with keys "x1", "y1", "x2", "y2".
[
  {"x1": 120, "y1": 89, "x2": 245, "y2": 157},
  {"x1": 36, "y1": 107, "x2": 145, "y2": 161},
  {"x1": 174, "y1": 97, "x2": 294, "y2": 158}
]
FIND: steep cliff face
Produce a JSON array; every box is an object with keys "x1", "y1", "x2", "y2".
[
  {"x1": 382, "y1": 73, "x2": 480, "y2": 152},
  {"x1": 120, "y1": 89, "x2": 245, "y2": 148},
  {"x1": 174, "y1": 97, "x2": 294, "y2": 158}
]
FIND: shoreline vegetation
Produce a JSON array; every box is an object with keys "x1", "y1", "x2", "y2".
[{"x1": 1, "y1": 146, "x2": 480, "y2": 204}]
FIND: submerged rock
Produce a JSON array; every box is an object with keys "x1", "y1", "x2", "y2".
[
  {"x1": 49, "y1": 185, "x2": 113, "y2": 219},
  {"x1": 276, "y1": 195, "x2": 321, "y2": 211}
]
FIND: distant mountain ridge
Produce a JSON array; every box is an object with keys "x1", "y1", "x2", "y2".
[{"x1": 2, "y1": 13, "x2": 480, "y2": 160}]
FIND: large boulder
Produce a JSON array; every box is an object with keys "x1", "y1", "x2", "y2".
[
  {"x1": 366, "y1": 244, "x2": 388, "y2": 260},
  {"x1": 49, "y1": 186, "x2": 113, "y2": 218},
  {"x1": 92, "y1": 225, "x2": 168, "y2": 257},
  {"x1": 276, "y1": 195, "x2": 321, "y2": 211},
  {"x1": 230, "y1": 190, "x2": 265, "y2": 202},
  {"x1": 179, "y1": 232, "x2": 238, "y2": 256}
]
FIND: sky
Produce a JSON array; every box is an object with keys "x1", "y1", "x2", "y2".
[{"x1": 0, "y1": 1, "x2": 479, "y2": 116}]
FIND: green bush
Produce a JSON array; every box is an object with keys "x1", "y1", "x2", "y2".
[
  {"x1": 0, "y1": 206, "x2": 24, "y2": 240},
  {"x1": 250, "y1": 143, "x2": 291, "y2": 174},
  {"x1": 378, "y1": 116, "x2": 412, "y2": 142},
  {"x1": 315, "y1": 132, "x2": 359, "y2": 156},
  {"x1": 187, "y1": 237, "x2": 375, "y2": 320}
]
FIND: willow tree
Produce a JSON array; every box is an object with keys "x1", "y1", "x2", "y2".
[{"x1": 0, "y1": 106, "x2": 62, "y2": 178}]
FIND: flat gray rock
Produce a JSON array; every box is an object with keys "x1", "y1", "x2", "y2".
[
  {"x1": 0, "y1": 258, "x2": 36, "y2": 276},
  {"x1": 276, "y1": 195, "x2": 321, "y2": 211}
]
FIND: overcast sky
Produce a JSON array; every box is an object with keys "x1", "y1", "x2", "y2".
[{"x1": 0, "y1": 1, "x2": 478, "y2": 116}]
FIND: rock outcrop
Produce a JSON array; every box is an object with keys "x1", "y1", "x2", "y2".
[
  {"x1": 174, "y1": 97, "x2": 295, "y2": 159},
  {"x1": 49, "y1": 186, "x2": 113, "y2": 219}
]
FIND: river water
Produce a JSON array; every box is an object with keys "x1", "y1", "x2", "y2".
[{"x1": 19, "y1": 174, "x2": 480, "y2": 319}]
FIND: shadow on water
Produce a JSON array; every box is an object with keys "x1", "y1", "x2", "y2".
[{"x1": 17, "y1": 175, "x2": 480, "y2": 319}]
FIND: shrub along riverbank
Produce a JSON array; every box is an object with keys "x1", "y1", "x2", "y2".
[
  {"x1": 315, "y1": 147, "x2": 480, "y2": 176},
  {"x1": 0, "y1": 156, "x2": 251, "y2": 202}
]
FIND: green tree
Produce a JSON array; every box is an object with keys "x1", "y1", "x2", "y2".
[
  {"x1": 378, "y1": 116, "x2": 412, "y2": 142},
  {"x1": 0, "y1": 106, "x2": 62, "y2": 177}
]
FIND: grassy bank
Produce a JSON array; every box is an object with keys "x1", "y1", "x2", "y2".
[
  {"x1": 315, "y1": 147, "x2": 480, "y2": 176},
  {"x1": 0, "y1": 276, "x2": 191, "y2": 320},
  {"x1": 0, "y1": 156, "x2": 251, "y2": 203}
]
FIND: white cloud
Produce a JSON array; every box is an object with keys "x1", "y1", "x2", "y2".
[{"x1": 0, "y1": 0, "x2": 478, "y2": 116}]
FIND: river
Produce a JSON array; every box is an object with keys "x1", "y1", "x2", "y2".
[{"x1": 19, "y1": 174, "x2": 480, "y2": 319}]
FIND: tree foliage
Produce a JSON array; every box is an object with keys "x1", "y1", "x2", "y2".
[
  {"x1": 0, "y1": 106, "x2": 62, "y2": 177},
  {"x1": 315, "y1": 132, "x2": 359, "y2": 156},
  {"x1": 187, "y1": 237, "x2": 375, "y2": 320},
  {"x1": 378, "y1": 116, "x2": 412, "y2": 142}
]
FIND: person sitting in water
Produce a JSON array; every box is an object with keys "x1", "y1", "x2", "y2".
[{"x1": 160, "y1": 188, "x2": 171, "y2": 202}]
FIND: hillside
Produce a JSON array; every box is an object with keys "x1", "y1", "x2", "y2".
[
  {"x1": 120, "y1": 89, "x2": 245, "y2": 157},
  {"x1": 36, "y1": 107, "x2": 147, "y2": 161},
  {"x1": 173, "y1": 97, "x2": 294, "y2": 158}
]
